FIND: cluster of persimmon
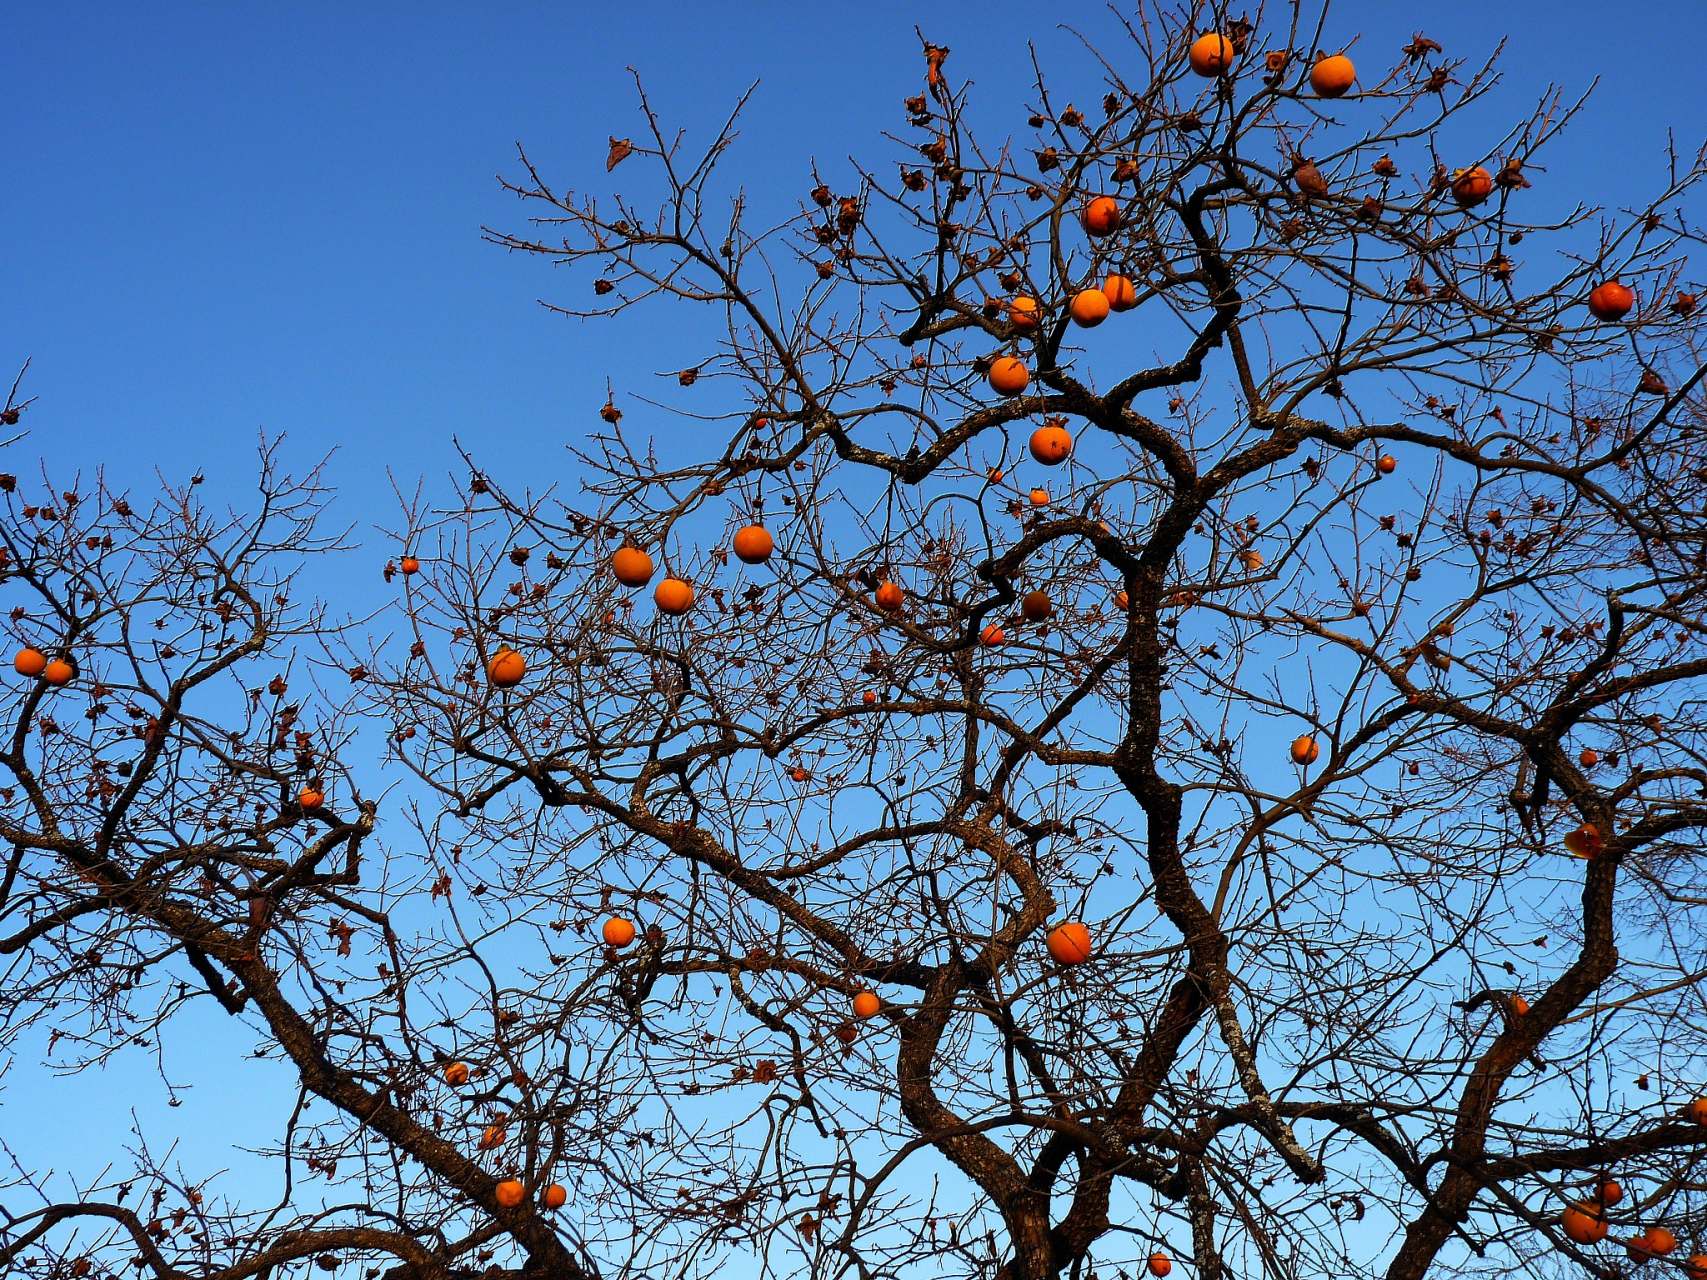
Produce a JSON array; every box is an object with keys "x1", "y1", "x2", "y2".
[
  {"x1": 1559, "y1": 1169, "x2": 1701, "y2": 1271},
  {"x1": 11, "y1": 645, "x2": 74, "y2": 687}
]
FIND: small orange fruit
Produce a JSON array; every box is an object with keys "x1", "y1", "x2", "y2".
[
  {"x1": 1007, "y1": 295, "x2": 1041, "y2": 331},
  {"x1": 42, "y1": 659, "x2": 74, "y2": 686},
  {"x1": 543, "y1": 1184, "x2": 567, "y2": 1210},
  {"x1": 1588, "y1": 281, "x2": 1635, "y2": 322},
  {"x1": 1188, "y1": 32, "x2": 1234, "y2": 77},
  {"x1": 400, "y1": 556, "x2": 420, "y2": 575},
  {"x1": 1069, "y1": 288, "x2": 1111, "y2": 328},
  {"x1": 1021, "y1": 590, "x2": 1053, "y2": 622},
  {"x1": 1081, "y1": 195, "x2": 1122, "y2": 237},
  {"x1": 1561, "y1": 1202, "x2": 1608, "y2": 1246},
  {"x1": 989, "y1": 357, "x2": 1031, "y2": 397},
  {"x1": 495, "y1": 1179, "x2": 525, "y2": 1208},
  {"x1": 1309, "y1": 53, "x2": 1356, "y2": 97},
  {"x1": 1599, "y1": 1181, "x2": 1624, "y2": 1208},
  {"x1": 980, "y1": 624, "x2": 1005, "y2": 647},
  {"x1": 1686, "y1": 1255, "x2": 1707, "y2": 1280},
  {"x1": 862, "y1": 690, "x2": 878, "y2": 705},
  {"x1": 654, "y1": 577, "x2": 695, "y2": 615},
  {"x1": 1148, "y1": 1254, "x2": 1172, "y2": 1278},
  {"x1": 1377, "y1": 455, "x2": 1397, "y2": 475},
  {"x1": 487, "y1": 646, "x2": 526, "y2": 688},
  {"x1": 1047, "y1": 922, "x2": 1093, "y2": 965},
  {"x1": 1580, "y1": 747, "x2": 1599, "y2": 768},
  {"x1": 875, "y1": 581, "x2": 905, "y2": 613},
  {"x1": 1290, "y1": 736, "x2": 1320, "y2": 765},
  {"x1": 603, "y1": 917, "x2": 637, "y2": 948},
  {"x1": 1103, "y1": 274, "x2": 1137, "y2": 311},
  {"x1": 1029, "y1": 424, "x2": 1073, "y2": 465},
  {"x1": 835, "y1": 1023, "x2": 858, "y2": 1044},
  {"x1": 1511, "y1": 995, "x2": 1529, "y2": 1017},
  {"x1": 13, "y1": 647, "x2": 46, "y2": 677},
  {"x1": 1113, "y1": 590, "x2": 1129, "y2": 610},
  {"x1": 732, "y1": 525, "x2": 774, "y2": 564},
  {"x1": 1686, "y1": 1096, "x2": 1707, "y2": 1124},
  {"x1": 792, "y1": 766, "x2": 810, "y2": 783},
  {"x1": 444, "y1": 1062, "x2": 470, "y2": 1086},
  {"x1": 299, "y1": 786, "x2": 325, "y2": 809},
  {"x1": 479, "y1": 1125, "x2": 506, "y2": 1150},
  {"x1": 1564, "y1": 823, "x2": 1603, "y2": 859},
  {"x1": 1029, "y1": 488, "x2": 1049, "y2": 507},
  {"x1": 1451, "y1": 166, "x2": 1494, "y2": 207},
  {"x1": 612, "y1": 545, "x2": 655, "y2": 587},
  {"x1": 852, "y1": 991, "x2": 881, "y2": 1018}
]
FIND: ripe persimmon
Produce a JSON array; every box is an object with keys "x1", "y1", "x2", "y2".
[
  {"x1": 1069, "y1": 288, "x2": 1111, "y2": 328},
  {"x1": 1021, "y1": 590, "x2": 1053, "y2": 622},
  {"x1": 603, "y1": 917, "x2": 637, "y2": 948},
  {"x1": 495, "y1": 1179, "x2": 525, "y2": 1208},
  {"x1": 543, "y1": 1184, "x2": 568, "y2": 1210},
  {"x1": 400, "y1": 556, "x2": 420, "y2": 575},
  {"x1": 1188, "y1": 32, "x2": 1234, "y2": 77},
  {"x1": 1309, "y1": 53, "x2": 1356, "y2": 97},
  {"x1": 42, "y1": 659, "x2": 74, "y2": 686},
  {"x1": 654, "y1": 578, "x2": 695, "y2": 614},
  {"x1": 299, "y1": 786, "x2": 325, "y2": 809},
  {"x1": 444, "y1": 1062, "x2": 470, "y2": 1086},
  {"x1": 12, "y1": 647, "x2": 45, "y2": 677},
  {"x1": 1588, "y1": 282, "x2": 1635, "y2": 323},
  {"x1": 1378, "y1": 455, "x2": 1397, "y2": 475},
  {"x1": 989, "y1": 357, "x2": 1031, "y2": 397},
  {"x1": 1047, "y1": 922, "x2": 1093, "y2": 965},
  {"x1": 875, "y1": 581, "x2": 905, "y2": 613},
  {"x1": 1029, "y1": 424, "x2": 1073, "y2": 465},
  {"x1": 1103, "y1": 274, "x2": 1137, "y2": 311},
  {"x1": 1148, "y1": 1254, "x2": 1172, "y2": 1278},
  {"x1": 1561, "y1": 1202, "x2": 1608, "y2": 1246},
  {"x1": 1007, "y1": 296, "x2": 1041, "y2": 332},
  {"x1": 612, "y1": 546, "x2": 655, "y2": 587},
  {"x1": 1451, "y1": 167, "x2": 1494, "y2": 207},
  {"x1": 1290, "y1": 736, "x2": 1320, "y2": 765},
  {"x1": 852, "y1": 991, "x2": 881, "y2": 1018},
  {"x1": 487, "y1": 647, "x2": 526, "y2": 688},
  {"x1": 732, "y1": 525, "x2": 774, "y2": 564},
  {"x1": 1081, "y1": 196, "x2": 1122, "y2": 237},
  {"x1": 980, "y1": 624, "x2": 1005, "y2": 647}
]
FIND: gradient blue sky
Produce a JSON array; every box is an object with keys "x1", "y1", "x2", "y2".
[{"x1": 4, "y1": 0, "x2": 1707, "y2": 1238}]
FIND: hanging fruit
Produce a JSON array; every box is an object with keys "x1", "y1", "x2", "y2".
[
  {"x1": 1588, "y1": 282, "x2": 1635, "y2": 322},
  {"x1": 654, "y1": 578, "x2": 695, "y2": 615},
  {"x1": 1188, "y1": 33, "x2": 1234, "y2": 77},
  {"x1": 1081, "y1": 196, "x2": 1123, "y2": 237},
  {"x1": 1069, "y1": 288, "x2": 1111, "y2": 328},
  {"x1": 487, "y1": 647, "x2": 527, "y2": 688},
  {"x1": 1309, "y1": 53, "x2": 1356, "y2": 97},
  {"x1": 612, "y1": 546, "x2": 655, "y2": 587},
  {"x1": 603, "y1": 918, "x2": 637, "y2": 948},
  {"x1": 732, "y1": 525, "x2": 774, "y2": 564},
  {"x1": 1029, "y1": 423, "x2": 1073, "y2": 465},
  {"x1": 989, "y1": 357, "x2": 1031, "y2": 397},
  {"x1": 1047, "y1": 922, "x2": 1093, "y2": 964}
]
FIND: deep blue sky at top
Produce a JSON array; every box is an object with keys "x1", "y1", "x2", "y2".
[
  {"x1": 3, "y1": 0, "x2": 1707, "y2": 1207},
  {"x1": 4, "y1": 0, "x2": 1706, "y2": 551}
]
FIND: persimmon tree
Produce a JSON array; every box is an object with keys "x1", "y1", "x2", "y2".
[{"x1": 9, "y1": 6, "x2": 1707, "y2": 1280}]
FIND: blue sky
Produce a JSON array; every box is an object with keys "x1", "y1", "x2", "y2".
[{"x1": 4, "y1": 0, "x2": 1707, "y2": 1250}]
